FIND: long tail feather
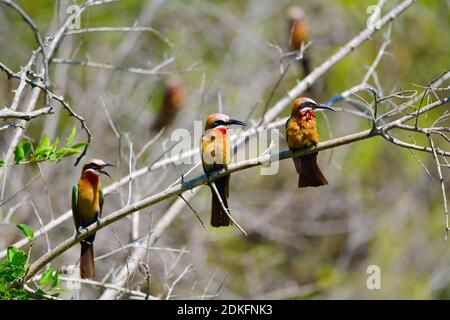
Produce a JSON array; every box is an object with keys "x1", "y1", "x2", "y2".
[
  {"x1": 292, "y1": 157, "x2": 302, "y2": 174},
  {"x1": 293, "y1": 153, "x2": 328, "y2": 188},
  {"x1": 299, "y1": 155, "x2": 328, "y2": 187},
  {"x1": 210, "y1": 175, "x2": 231, "y2": 227},
  {"x1": 80, "y1": 241, "x2": 95, "y2": 279}
]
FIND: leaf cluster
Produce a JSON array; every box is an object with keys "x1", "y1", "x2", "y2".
[
  {"x1": 0, "y1": 126, "x2": 88, "y2": 166},
  {"x1": 0, "y1": 224, "x2": 62, "y2": 299}
]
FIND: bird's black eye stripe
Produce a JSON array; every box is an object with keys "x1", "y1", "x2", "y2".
[
  {"x1": 85, "y1": 163, "x2": 99, "y2": 170},
  {"x1": 299, "y1": 101, "x2": 315, "y2": 109},
  {"x1": 213, "y1": 120, "x2": 225, "y2": 127}
]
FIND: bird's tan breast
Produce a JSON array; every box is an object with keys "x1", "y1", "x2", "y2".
[
  {"x1": 290, "y1": 20, "x2": 308, "y2": 50},
  {"x1": 201, "y1": 128, "x2": 230, "y2": 171},
  {"x1": 77, "y1": 178, "x2": 101, "y2": 220},
  {"x1": 286, "y1": 117, "x2": 319, "y2": 149}
]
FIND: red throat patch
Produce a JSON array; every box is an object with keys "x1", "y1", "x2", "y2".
[
  {"x1": 301, "y1": 109, "x2": 315, "y2": 121},
  {"x1": 82, "y1": 170, "x2": 99, "y2": 185},
  {"x1": 217, "y1": 127, "x2": 227, "y2": 135}
]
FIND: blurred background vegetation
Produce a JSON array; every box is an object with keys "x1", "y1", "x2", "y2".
[{"x1": 0, "y1": 0, "x2": 449, "y2": 299}]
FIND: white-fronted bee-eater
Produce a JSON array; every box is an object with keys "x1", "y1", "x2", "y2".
[
  {"x1": 72, "y1": 159, "x2": 113, "y2": 279},
  {"x1": 286, "y1": 97, "x2": 335, "y2": 188},
  {"x1": 287, "y1": 6, "x2": 310, "y2": 76},
  {"x1": 151, "y1": 76, "x2": 185, "y2": 133},
  {"x1": 201, "y1": 114, "x2": 246, "y2": 227}
]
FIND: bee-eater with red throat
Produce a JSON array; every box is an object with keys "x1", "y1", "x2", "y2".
[
  {"x1": 72, "y1": 159, "x2": 113, "y2": 279},
  {"x1": 201, "y1": 114, "x2": 246, "y2": 227},
  {"x1": 286, "y1": 97, "x2": 335, "y2": 188}
]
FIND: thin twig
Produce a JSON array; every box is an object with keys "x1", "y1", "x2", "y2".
[
  {"x1": 428, "y1": 134, "x2": 449, "y2": 240},
  {"x1": 0, "y1": 107, "x2": 54, "y2": 120},
  {"x1": 210, "y1": 181, "x2": 248, "y2": 236},
  {"x1": 165, "y1": 264, "x2": 192, "y2": 300},
  {"x1": 64, "y1": 26, "x2": 173, "y2": 47}
]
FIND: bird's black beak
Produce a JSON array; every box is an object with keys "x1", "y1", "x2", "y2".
[
  {"x1": 100, "y1": 163, "x2": 114, "y2": 178},
  {"x1": 314, "y1": 104, "x2": 336, "y2": 112},
  {"x1": 227, "y1": 119, "x2": 247, "y2": 126},
  {"x1": 100, "y1": 170, "x2": 112, "y2": 178}
]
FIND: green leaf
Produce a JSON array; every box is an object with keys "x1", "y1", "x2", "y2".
[
  {"x1": 11, "y1": 252, "x2": 27, "y2": 267},
  {"x1": 7, "y1": 246, "x2": 27, "y2": 267},
  {"x1": 21, "y1": 140, "x2": 32, "y2": 157},
  {"x1": 50, "y1": 137, "x2": 59, "y2": 152},
  {"x1": 30, "y1": 135, "x2": 57, "y2": 161},
  {"x1": 39, "y1": 270, "x2": 52, "y2": 286},
  {"x1": 17, "y1": 224, "x2": 34, "y2": 241},
  {"x1": 34, "y1": 288, "x2": 46, "y2": 297},
  {"x1": 70, "y1": 141, "x2": 88, "y2": 149},
  {"x1": 56, "y1": 148, "x2": 81, "y2": 158},
  {"x1": 0, "y1": 160, "x2": 5, "y2": 167},
  {"x1": 35, "y1": 134, "x2": 51, "y2": 155},
  {"x1": 40, "y1": 268, "x2": 60, "y2": 288},
  {"x1": 30, "y1": 147, "x2": 51, "y2": 161},
  {"x1": 13, "y1": 145, "x2": 24, "y2": 163},
  {"x1": 9, "y1": 288, "x2": 29, "y2": 300},
  {"x1": 14, "y1": 140, "x2": 31, "y2": 163},
  {"x1": 47, "y1": 138, "x2": 60, "y2": 161},
  {"x1": 52, "y1": 271, "x2": 61, "y2": 288},
  {"x1": 10, "y1": 267, "x2": 26, "y2": 279},
  {"x1": 66, "y1": 126, "x2": 77, "y2": 146},
  {"x1": 7, "y1": 246, "x2": 19, "y2": 262}
]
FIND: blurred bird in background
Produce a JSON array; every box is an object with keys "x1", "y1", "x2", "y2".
[
  {"x1": 286, "y1": 97, "x2": 335, "y2": 188},
  {"x1": 201, "y1": 114, "x2": 246, "y2": 227},
  {"x1": 287, "y1": 6, "x2": 311, "y2": 76},
  {"x1": 287, "y1": 6, "x2": 322, "y2": 96},
  {"x1": 151, "y1": 76, "x2": 185, "y2": 133},
  {"x1": 72, "y1": 159, "x2": 113, "y2": 279}
]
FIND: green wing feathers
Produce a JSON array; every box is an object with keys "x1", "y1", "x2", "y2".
[
  {"x1": 72, "y1": 184, "x2": 80, "y2": 230},
  {"x1": 99, "y1": 186, "x2": 104, "y2": 219}
]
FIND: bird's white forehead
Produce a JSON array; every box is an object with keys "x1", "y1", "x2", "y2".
[
  {"x1": 210, "y1": 113, "x2": 230, "y2": 121},
  {"x1": 287, "y1": 6, "x2": 305, "y2": 20},
  {"x1": 302, "y1": 98, "x2": 316, "y2": 104},
  {"x1": 86, "y1": 158, "x2": 106, "y2": 166}
]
